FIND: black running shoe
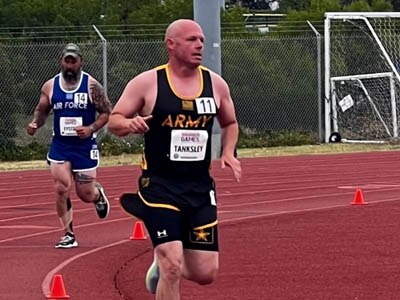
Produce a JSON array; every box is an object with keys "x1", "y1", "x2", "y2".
[
  {"x1": 95, "y1": 182, "x2": 110, "y2": 219},
  {"x1": 54, "y1": 232, "x2": 78, "y2": 249}
]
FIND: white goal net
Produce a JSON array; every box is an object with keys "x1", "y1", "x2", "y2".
[{"x1": 324, "y1": 12, "x2": 400, "y2": 143}]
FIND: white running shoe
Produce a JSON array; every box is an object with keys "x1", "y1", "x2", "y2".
[
  {"x1": 54, "y1": 232, "x2": 78, "y2": 249},
  {"x1": 94, "y1": 183, "x2": 110, "y2": 219}
]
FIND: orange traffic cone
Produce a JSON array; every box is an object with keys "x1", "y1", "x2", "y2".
[
  {"x1": 351, "y1": 188, "x2": 367, "y2": 205},
  {"x1": 47, "y1": 274, "x2": 70, "y2": 299},
  {"x1": 130, "y1": 220, "x2": 147, "y2": 240}
]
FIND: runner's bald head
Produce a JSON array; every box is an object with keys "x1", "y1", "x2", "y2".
[{"x1": 165, "y1": 19, "x2": 203, "y2": 41}]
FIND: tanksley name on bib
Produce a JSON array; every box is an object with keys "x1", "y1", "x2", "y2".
[{"x1": 170, "y1": 130, "x2": 208, "y2": 161}]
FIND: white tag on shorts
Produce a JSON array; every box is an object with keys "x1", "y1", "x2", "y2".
[
  {"x1": 210, "y1": 190, "x2": 216, "y2": 206},
  {"x1": 170, "y1": 130, "x2": 208, "y2": 161},
  {"x1": 195, "y1": 97, "x2": 217, "y2": 114},
  {"x1": 60, "y1": 117, "x2": 82, "y2": 136},
  {"x1": 90, "y1": 149, "x2": 99, "y2": 160}
]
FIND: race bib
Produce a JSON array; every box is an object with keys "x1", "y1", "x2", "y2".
[
  {"x1": 170, "y1": 130, "x2": 208, "y2": 161},
  {"x1": 60, "y1": 117, "x2": 82, "y2": 136},
  {"x1": 74, "y1": 93, "x2": 88, "y2": 105},
  {"x1": 195, "y1": 97, "x2": 217, "y2": 114}
]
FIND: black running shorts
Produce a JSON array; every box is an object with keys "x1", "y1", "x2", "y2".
[{"x1": 120, "y1": 175, "x2": 219, "y2": 251}]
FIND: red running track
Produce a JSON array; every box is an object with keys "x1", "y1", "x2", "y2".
[{"x1": 2, "y1": 151, "x2": 400, "y2": 299}]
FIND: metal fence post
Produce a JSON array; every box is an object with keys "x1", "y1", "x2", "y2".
[
  {"x1": 92, "y1": 25, "x2": 108, "y2": 95},
  {"x1": 307, "y1": 20, "x2": 322, "y2": 143},
  {"x1": 194, "y1": 0, "x2": 223, "y2": 159}
]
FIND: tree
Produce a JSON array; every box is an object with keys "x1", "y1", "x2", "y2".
[
  {"x1": 126, "y1": 0, "x2": 193, "y2": 26},
  {"x1": 281, "y1": 0, "x2": 392, "y2": 31},
  {"x1": 0, "y1": 46, "x2": 18, "y2": 147},
  {"x1": 371, "y1": 0, "x2": 393, "y2": 10},
  {"x1": 281, "y1": 0, "x2": 311, "y2": 10},
  {"x1": 391, "y1": 0, "x2": 400, "y2": 10}
]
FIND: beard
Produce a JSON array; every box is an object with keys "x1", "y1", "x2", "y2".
[{"x1": 61, "y1": 68, "x2": 80, "y2": 83}]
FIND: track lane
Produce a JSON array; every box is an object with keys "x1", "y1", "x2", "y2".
[{"x1": 1, "y1": 151, "x2": 400, "y2": 299}]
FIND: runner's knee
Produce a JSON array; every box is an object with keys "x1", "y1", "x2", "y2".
[
  {"x1": 54, "y1": 181, "x2": 70, "y2": 198},
  {"x1": 159, "y1": 256, "x2": 183, "y2": 283},
  {"x1": 76, "y1": 188, "x2": 96, "y2": 203},
  {"x1": 197, "y1": 267, "x2": 218, "y2": 285},
  {"x1": 187, "y1": 264, "x2": 218, "y2": 285},
  {"x1": 157, "y1": 245, "x2": 184, "y2": 283}
]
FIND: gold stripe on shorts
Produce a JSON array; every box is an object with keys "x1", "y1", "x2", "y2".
[
  {"x1": 194, "y1": 220, "x2": 218, "y2": 230},
  {"x1": 138, "y1": 191, "x2": 181, "y2": 212}
]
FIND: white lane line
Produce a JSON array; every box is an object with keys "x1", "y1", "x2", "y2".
[
  {"x1": 40, "y1": 196, "x2": 400, "y2": 298},
  {"x1": 337, "y1": 184, "x2": 400, "y2": 189},
  {"x1": 0, "y1": 216, "x2": 132, "y2": 244},
  {"x1": 0, "y1": 225, "x2": 57, "y2": 229}
]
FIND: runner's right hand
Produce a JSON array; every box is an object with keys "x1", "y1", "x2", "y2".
[
  {"x1": 127, "y1": 115, "x2": 153, "y2": 134},
  {"x1": 27, "y1": 122, "x2": 38, "y2": 136}
]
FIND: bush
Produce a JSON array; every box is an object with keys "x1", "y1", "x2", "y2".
[
  {"x1": 237, "y1": 129, "x2": 317, "y2": 148},
  {"x1": 0, "y1": 130, "x2": 317, "y2": 162},
  {"x1": 0, "y1": 141, "x2": 48, "y2": 161},
  {"x1": 98, "y1": 134, "x2": 144, "y2": 156}
]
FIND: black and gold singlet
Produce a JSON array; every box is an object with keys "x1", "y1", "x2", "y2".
[{"x1": 141, "y1": 64, "x2": 218, "y2": 180}]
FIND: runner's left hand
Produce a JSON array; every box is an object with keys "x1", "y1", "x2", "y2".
[
  {"x1": 220, "y1": 154, "x2": 241, "y2": 182},
  {"x1": 75, "y1": 126, "x2": 93, "y2": 139}
]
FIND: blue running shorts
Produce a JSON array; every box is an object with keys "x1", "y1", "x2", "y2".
[{"x1": 47, "y1": 139, "x2": 99, "y2": 172}]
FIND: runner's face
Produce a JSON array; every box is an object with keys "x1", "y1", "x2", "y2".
[
  {"x1": 174, "y1": 25, "x2": 204, "y2": 67},
  {"x1": 61, "y1": 56, "x2": 82, "y2": 82}
]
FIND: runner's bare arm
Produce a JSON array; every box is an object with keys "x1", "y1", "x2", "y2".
[
  {"x1": 89, "y1": 80, "x2": 112, "y2": 133},
  {"x1": 27, "y1": 81, "x2": 52, "y2": 135},
  {"x1": 212, "y1": 73, "x2": 241, "y2": 182},
  {"x1": 108, "y1": 70, "x2": 155, "y2": 136},
  {"x1": 214, "y1": 75, "x2": 239, "y2": 156}
]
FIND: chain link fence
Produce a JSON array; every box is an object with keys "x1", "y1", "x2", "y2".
[{"x1": 0, "y1": 34, "x2": 321, "y2": 149}]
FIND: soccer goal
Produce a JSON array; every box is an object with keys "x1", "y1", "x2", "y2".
[{"x1": 324, "y1": 12, "x2": 400, "y2": 143}]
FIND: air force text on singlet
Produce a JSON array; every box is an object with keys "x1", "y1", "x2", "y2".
[{"x1": 53, "y1": 101, "x2": 88, "y2": 110}]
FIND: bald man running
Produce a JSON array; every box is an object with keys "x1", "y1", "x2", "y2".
[{"x1": 108, "y1": 19, "x2": 241, "y2": 300}]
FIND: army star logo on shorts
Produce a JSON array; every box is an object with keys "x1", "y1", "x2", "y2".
[{"x1": 190, "y1": 227, "x2": 214, "y2": 244}]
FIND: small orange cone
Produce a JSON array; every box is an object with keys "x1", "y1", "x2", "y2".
[
  {"x1": 47, "y1": 274, "x2": 70, "y2": 299},
  {"x1": 351, "y1": 188, "x2": 367, "y2": 205},
  {"x1": 130, "y1": 220, "x2": 147, "y2": 240}
]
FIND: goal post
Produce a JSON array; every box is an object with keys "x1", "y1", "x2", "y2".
[
  {"x1": 324, "y1": 12, "x2": 400, "y2": 143},
  {"x1": 330, "y1": 72, "x2": 397, "y2": 142}
]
